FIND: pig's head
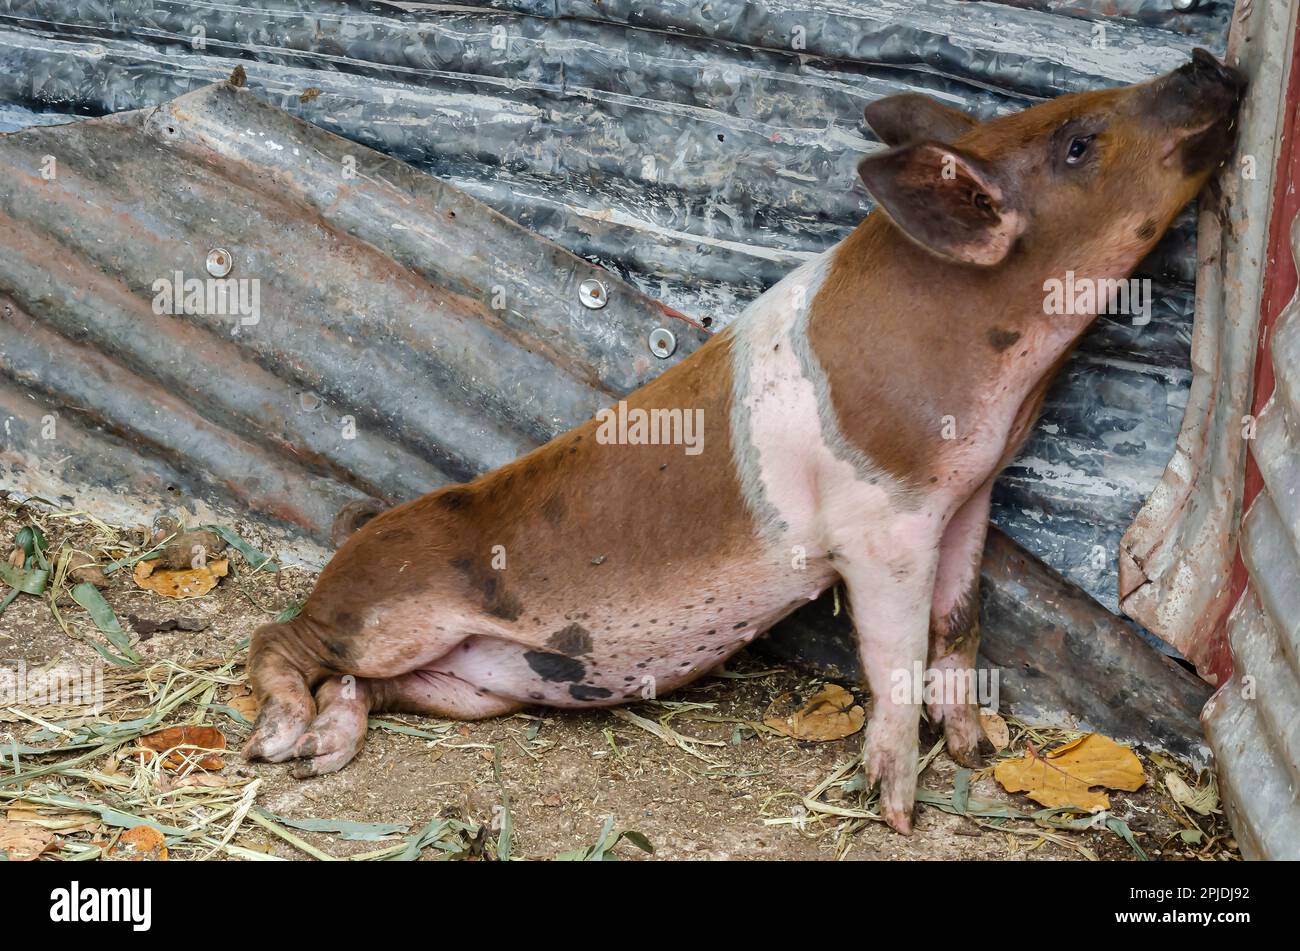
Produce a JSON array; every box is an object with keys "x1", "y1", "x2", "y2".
[{"x1": 857, "y1": 49, "x2": 1246, "y2": 272}]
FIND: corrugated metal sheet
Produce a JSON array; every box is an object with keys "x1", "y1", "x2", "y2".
[
  {"x1": 0, "y1": 0, "x2": 1229, "y2": 614},
  {"x1": 1113, "y1": 0, "x2": 1300, "y2": 857},
  {"x1": 0, "y1": 79, "x2": 707, "y2": 562},
  {"x1": 1119, "y1": 0, "x2": 1294, "y2": 682},
  {"x1": 1203, "y1": 213, "x2": 1300, "y2": 859}
]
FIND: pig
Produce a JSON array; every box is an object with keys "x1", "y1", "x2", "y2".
[{"x1": 245, "y1": 50, "x2": 1244, "y2": 833}]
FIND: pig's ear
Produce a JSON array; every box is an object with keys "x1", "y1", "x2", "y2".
[
  {"x1": 856, "y1": 141, "x2": 1024, "y2": 267},
  {"x1": 864, "y1": 94, "x2": 977, "y2": 147}
]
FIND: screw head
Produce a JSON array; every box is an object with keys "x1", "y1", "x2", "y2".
[
  {"x1": 649, "y1": 328, "x2": 677, "y2": 359},
  {"x1": 578, "y1": 278, "x2": 608, "y2": 310},
  {"x1": 206, "y1": 248, "x2": 233, "y2": 278}
]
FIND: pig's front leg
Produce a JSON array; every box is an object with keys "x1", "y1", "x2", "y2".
[
  {"x1": 927, "y1": 482, "x2": 995, "y2": 767},
  {"x1": 838, "y1": 530, "x2": 940, "y2": 834}
]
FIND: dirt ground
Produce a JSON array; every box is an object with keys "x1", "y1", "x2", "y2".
[{"x1": 0, "y1": 499, "x2": 1238, "y2": 861}]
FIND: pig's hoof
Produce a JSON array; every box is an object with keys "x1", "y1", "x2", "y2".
[
  {"x1": 942, "y1": 705, "x2": 993, "y2": 769},
  {"x1": 863, "y1": 731, "x2": 918, "y2": 835},
  {"x1": 288, "y1": 702, "x2": 368, "y2": 778},
  {"x1": 244, "y1": 698, "x2": 314, "y2": 763}
]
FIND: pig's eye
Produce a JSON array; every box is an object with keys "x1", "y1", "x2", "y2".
[{"x1": 1065, "y1": 135, "x2": 1095, "y2": 165}]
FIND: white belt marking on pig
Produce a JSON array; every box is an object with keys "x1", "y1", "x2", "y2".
[{"x1": 728, "y1": 249, "x2": 925, "y2": 574}]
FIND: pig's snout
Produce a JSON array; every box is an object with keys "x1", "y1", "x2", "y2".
[
  {"x1": 1151, "y1": 48, "x2": 1244, "y2": 117},
  {"x1": 1184, "y1": 47, "x2": 1247, "y2": 98},
  {"x1": 1150, "y1": 49, "x2": 1245, "y2": 174},
  {"x1": 1190, "y1": 47, "x2": 1237, "y2": 92}
]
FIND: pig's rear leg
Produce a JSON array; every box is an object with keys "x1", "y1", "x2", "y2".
[
  {"x1": 245, "y1": 621, "x2": 321, "y2": 763},
  {"x1": 289, "y1": 676, "x2": 373, "y2": 778},
  {"x1": 245, "y1": 616, "x2": 479, "y2": 765},
  {"x1": 927, "y1": 484, "x2": 996, "y2": 767},
  {"x1": 279, "y1": 666, "x2": 521, "y2": 778},
  {"x1": 278, "y1": 667, "x2": 520, "y2": 778},
  {"x1": 373, "y1": 660, "x2": 523, "y2": 720}
]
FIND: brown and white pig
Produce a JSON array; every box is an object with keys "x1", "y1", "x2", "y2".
[{"x1": 245, "y1": 50, "x2": 1244, "y2": 833}]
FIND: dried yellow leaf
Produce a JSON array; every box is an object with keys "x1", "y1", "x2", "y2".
[
  {"x1": 763, "y1": 683, "x2": 865, "y2": 741},
  {"x1": 993, "y1": 732, "x2": 1145, "y2": 811},
  {"x1": 979, "y1": 709, "x2": 1010, "y2": 751},
  {"x1": 133, "y1": 556, "x2": 228, "y2": 599},
  {"x1": 226, "y1": 682, "x2": 260, "y2": 722},
  {"x1": 0, "y1": 818, "x2": 56, "y2": 860}
]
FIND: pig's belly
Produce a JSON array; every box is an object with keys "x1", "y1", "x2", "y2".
[{"x1": 434, "y1": 560, "x2": 836, "y2": 707}]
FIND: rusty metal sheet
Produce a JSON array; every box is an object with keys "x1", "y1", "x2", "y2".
[
  {"x1": 0, "y1": 80, "x2": 707, "y2": 562},
  {"x1": 1202, "y1": 212, "x2": 1300, "y2": 860},
  {"x1": 1120, "y1": 1, "x2": 1294, "y2": 682},
  {"x1": 1107, "y1": 0, "x2": 1300, "y2": 857},
  {"x1": 0, "y1": 0, "x2": 1229, "y2": 614}
]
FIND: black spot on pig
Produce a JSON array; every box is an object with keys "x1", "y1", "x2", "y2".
[
  {"x1": 525, "y1": 651, "x2": 585, "y2": 683},
  {"x1": 323, "y1": 639, "x2": 350, "y2": 662},
  {"x1": 331, "y1": 610, "x2": 360, "y2": 637},
  {"x1": 547, "y1": 623, "x2": 593, "y2": 656},
  {"x1": 987, "y1": 328, "x2": 1022, "y2": 352},
  {"x1": 436, "y1": 489, "x2": 472, "y2": 510},
  {"x1": 454, "y1": 556, "x2": 522, "y2": 621},
  {"x1": 569, "y1": 684, "x2": 612, "y2": 701},
  {"x1": 483, "y1": 576, "x2": 522, "y2": 621}
]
